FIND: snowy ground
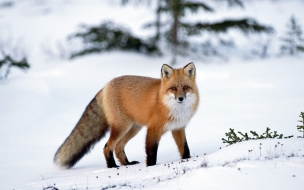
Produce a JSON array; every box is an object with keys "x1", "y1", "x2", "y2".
[
  {"x1": 25, "y1": 139, "x2": 304, "y2": 190},
  {"x1": 0, "y1": 0, "x2": 304, "y2": 189}
]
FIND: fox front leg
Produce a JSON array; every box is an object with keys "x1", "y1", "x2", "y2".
[
  {"x1": 172, "y1": 128, "x2": 190, "y2": 159},
  {"x1": 145, "y1": 128, "x2": 162, "y2": 166}
]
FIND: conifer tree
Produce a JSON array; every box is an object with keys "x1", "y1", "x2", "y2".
[
  {"x1": 280, "y1": 16, "x2": 304, "y2": 55},
  {"x1": 70, "y1": 0, "x2": 273, "y2": 64},
  {"x1": 125, "y1": 0, "x2": 273, "y2": 64},
  {"x1": 69, "y1": 22, "x2": 160, "y2": 59},
  {"x1": 0, "y1": 40, "x2": 30, "y2": 80},
  {"x1": 0, "y1": 55, "x2": 29, "y2": 80}
]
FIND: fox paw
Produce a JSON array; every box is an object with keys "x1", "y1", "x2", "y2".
[
  {"x1": 127, "y1": 161, "x2": 139, "y2": 165},
  {"x1": 108, "y1": 164, "x2": 119, "y2": 168}
]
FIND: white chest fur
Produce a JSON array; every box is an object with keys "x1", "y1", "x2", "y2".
[{"x1": 163, "y1": 93, "x2": 197, "y2": 131}]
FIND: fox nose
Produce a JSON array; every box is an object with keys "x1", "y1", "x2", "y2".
[{"x1": 178, "y1": 97, "x2": 184, "y2": 102}]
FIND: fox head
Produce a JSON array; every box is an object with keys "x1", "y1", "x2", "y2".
[
  {"x1": 161, "y1": 62, "x2": 198, "y2": 102},
  {"x1": 160, "y1": 62, "x2": 199, "y2": 126}
]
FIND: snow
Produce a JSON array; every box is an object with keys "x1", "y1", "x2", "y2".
[
  {"x1": 21, "y1": 139, "x2": 304, "y2": 190},
  {"x1": 0, "y1": 0, "x2": 304, "y2": 189}
]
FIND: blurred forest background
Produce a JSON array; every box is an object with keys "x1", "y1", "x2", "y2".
[
  {"x1": 0, "y1": 0, "x2": 304, "y2": 79},
  {"x1": 1, "y1": 2, "x2": 304, "y2": 188}
]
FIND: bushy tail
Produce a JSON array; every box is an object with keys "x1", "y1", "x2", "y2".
[{"x1": 54, "y1": 93, "x2": 109, "y2": 169}]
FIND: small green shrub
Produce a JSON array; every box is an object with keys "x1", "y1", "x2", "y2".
[
  {"x1": 222, "y1": 127, "x2": 293, "y2": 146},
  {"x1": 297, "y1": 112, "x2": 304, "y2": 138}
]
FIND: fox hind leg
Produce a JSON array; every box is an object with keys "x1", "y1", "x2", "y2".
[
  {"x1": 104, "y1": 124, "x2": 131, "y2": 168},
  {"x1": 115, "y1": 123, "x2": 142, "y2": 165}
]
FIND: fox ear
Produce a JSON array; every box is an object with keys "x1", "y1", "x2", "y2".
[
  {"x1": 161, "y1": 64, "x2": 174, "y2": 78},
  {"x1": 184, "y1": 62, "x2": 196, "y2": 78}
]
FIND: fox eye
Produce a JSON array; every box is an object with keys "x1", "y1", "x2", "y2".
[
  {"x1": 171, "y1": 87, "x2": 177, "y2": 91},
  {"x1": 183, "y1": 86, "x2": 189, "y2": 90}
]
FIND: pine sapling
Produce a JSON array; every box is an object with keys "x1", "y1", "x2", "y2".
[
  {"x1": 222, "y1": 128, "x2": 293, "y2": 146},
  {"x1": 222, "y1": 128, "x2": 243, "y2": 145},
  {"x1": 261, "y1": 127, "x2": 273, "y2": 138},
  {"x1": 250, "y1": 130, "x2": 261, "y2": 139},
  {"x1": 297, "y1": 112, "x2": 304, "y2": 138},
  {"x1": 238, "y1": 131, "x2": 251, "y2": 141}
]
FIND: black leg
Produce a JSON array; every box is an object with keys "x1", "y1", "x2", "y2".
[
  {"x1": 104, "y1": 142, "x2": 119, "y2": 168},
  {"x1": 146, "y1": 143, "x2": 159, "y2": 166},
  {"x1": 106, "y1": 150, "x2": 119, "y2": 168},
  {"x1": 123, "y1": 150, "x2": 139, "y2": 165},
  {"x1": 172, "y1": 128, "x2": 191, "y2": 159},
  {"x1": 182, "y1": 140, "x2": 190, "y2": 159},
  {"x1": 145, "y1": 128, "x2": 162, "y2": 166}
]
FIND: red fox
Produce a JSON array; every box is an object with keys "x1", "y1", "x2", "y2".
[{"x1": 54, "y1": 62, "x2": 199, "y2": 168}]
